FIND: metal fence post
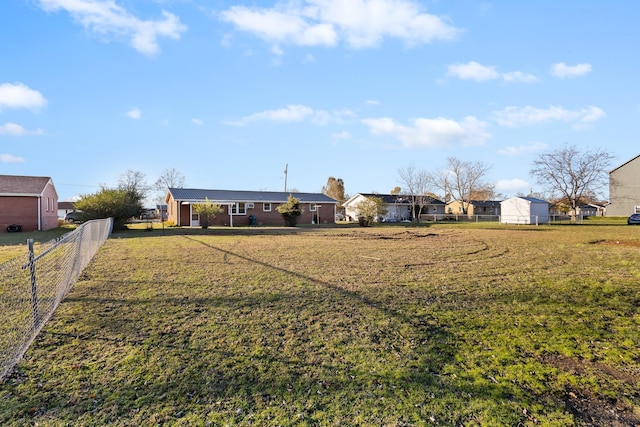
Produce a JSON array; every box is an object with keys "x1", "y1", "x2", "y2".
[{"x1": 27, "y1": 239, "x2": 39, "y2": 329}]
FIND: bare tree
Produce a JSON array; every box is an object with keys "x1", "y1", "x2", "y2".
[
  {"x1": 397, "y1": 165, "x2": 432, "y2": 222},
  {"x1": 155, "y1": 168, "x2": 186, "y2": 191},
  {"x1": 118, "y1": 169, "x2": 150, "y2": 199},
  {"x1": 153, "y1": 168, "x2": 186, "y2": 205},
  {"x1": 431, "y1": 157, "x2": 493, "y2": 214},
  {"x1": 530, "y1": 145, "x2": 613, "y2": 221}
]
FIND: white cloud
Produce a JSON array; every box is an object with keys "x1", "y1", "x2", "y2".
[
  {"x1": 220, "y1": 6, "x2": 337, "y2": 47},
  {"x1": 38, "y1": 0, "x2": 187, "y2": 56},
  {"x1": 497, "y1": 142, "x2": 548, "y2": 156},
  {"x1": 447, "y1": 61, "x2": 499, "y2": 82},
  {"x1": 228, "y1": 104, "x2": 313, "y2": 126},
  {"x1": 502, "y1": 71, "x2": 540, "y2": 84},
  {"x1": 365, "y1": 99, "x2": 380, "y2": 105},
  {"x1": 271, "y1": 44, "x2": 285, "y2": 56},
  {"x1": 219, "y1": 0, "x2": 460, "y2": 51},
  {"x1": 0, "y1": 122, "x2": 44, "y2": 136},
  {"x1": 127, "y1": 107, "x2": 141, "y2": 119},
  {"x1": 494, "y1": 105, "x2": 605, "y2": 128},
  {"x1": 448, "y1": 61, "x2": 540, "y2": 83},
  {"x1": 332, "y1": 130, "x2": 351, "y2": 140},
  {"x1": 0, "y1": 83, "x2": 47, "y2": 111},
  {"x1": 362, "y1": 115, "x2": 491, "y2": 148},
  {"x1": 495, "y1": 178, "x2": 530, "y2": 194},
  {"x1": 0, "y1": 153, "x2": 25, "y2": 163},
  {"x1": 227, "y1": 105, "x2": 353, "y2": 126},
  {"x1": 191, "y1": 118, "x2": 203, "y2": 126},
  {"x1": 551, "y1": 62, "x2": 592, "y2": 79},
  {"x1": 303, "y1": 53, "x2": 316, "y2": 63}
]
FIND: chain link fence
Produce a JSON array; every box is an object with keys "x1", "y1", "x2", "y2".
[{"x1": 0, "y1": 218, "x2": 113, "y2": 381}]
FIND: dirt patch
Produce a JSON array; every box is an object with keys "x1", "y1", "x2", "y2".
[
  {"x1": 541, "y1": 353, "x2": 640, "y2": 426},
  {"x1": 589, "y1": 239, "x2": 640, "y2": 247},
  {"x1": 354, "y1": 231, "x2": 438, "y2": 240}
]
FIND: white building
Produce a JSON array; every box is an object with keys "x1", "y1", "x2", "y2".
[{"x1": 500, "y1": 197, "x2": 549, "y2": 225}]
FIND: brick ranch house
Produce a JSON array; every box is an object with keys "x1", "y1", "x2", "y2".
[
  {"x1": 0, "y1": 174, "x2": 59, "y2": 232},
  {"x1": 165, "y1": 188, "x2": 339, "y2": 227}
]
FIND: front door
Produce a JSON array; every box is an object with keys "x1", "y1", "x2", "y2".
[{"x1": 191, "y1": 212, "x2": 200, "y2": 227}]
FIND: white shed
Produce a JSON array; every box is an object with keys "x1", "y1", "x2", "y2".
[{"x1": 500, "y1": 197, "x2": 549, "y2": 224}]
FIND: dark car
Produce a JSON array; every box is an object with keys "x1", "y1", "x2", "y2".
[
  {"x1": 627, "y1": 213, "x2": 640, "y2": 225},
  {"x1": 64, "y1": 211, "x2": 84, "y2": 223}
]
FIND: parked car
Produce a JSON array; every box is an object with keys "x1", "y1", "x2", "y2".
[
  {"x1": 64, "y1": 211, "x2": 84, "y2": 223},
  {"x1": 627, "y1": 213, "x2": 640, "y2": 225}
]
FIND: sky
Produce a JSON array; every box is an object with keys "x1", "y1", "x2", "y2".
[{"x1": 2, "y1": 0, "x2": 640, "y2": 204}]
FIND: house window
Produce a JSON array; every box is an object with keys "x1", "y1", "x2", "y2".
[
  {"x1": 310, "y1": 203, "x2": 317, "y2": 211},
  {"x1": 263, "y1": 202, "x2": 271, "y2": 212},
  {"x1": 231, "y1": 203, "x2": 246, "y2": 215}
]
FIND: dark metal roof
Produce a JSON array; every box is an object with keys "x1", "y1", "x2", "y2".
[
  {"x1": 468, "y1": 200, "x2": 502, "y2": 207},
  {"x1": 358, "y1": 193, "x2": 445, "y2": 205},
  {"x1": 168, "y1": 188, "x2": 338, "y2": 204},
  {"x1": 58, "y1": 201, "x2": 76, "y2": 210}
]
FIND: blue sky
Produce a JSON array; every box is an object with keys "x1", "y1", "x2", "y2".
[{"x1": 2, "y1": 1, "x2": 639, "y2": 203}]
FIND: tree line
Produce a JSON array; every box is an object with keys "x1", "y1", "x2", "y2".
[
  {"x1": 328, "y1": 145, "x2": 613, "y2": 223},
  {"x1": 71, "y1": 145, "x2": 613, "y2": 230}
]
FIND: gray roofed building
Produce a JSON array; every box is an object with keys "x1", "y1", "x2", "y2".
[{"x1": 165, "y1": 188, "x2": 338, "y2": 227}]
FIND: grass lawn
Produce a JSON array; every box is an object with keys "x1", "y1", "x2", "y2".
[
  {"x1": 0, "y1": 223, "x2": 639, "y2": 426},
  {"x1": 0, "y1": 226, "x2": 75, "y2": 263}
]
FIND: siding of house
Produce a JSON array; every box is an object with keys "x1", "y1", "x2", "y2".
[
  {"x1": 446, "y1": 200, "x2": 501, "y2": 216},
  {"x1": 344, "y1": 193, "x2": 444, "y2": 222},
  {"x1": 1, "y1": 196, "x2": 40, "y2": 231},
  {"x1": 166, "y1": 189, "x2": 337, "y2": 227},
  {"x1": 608, "y1": 154, "x2": 640, "y2": 216},
  {"x1": 40, "y1": 182, "x2": 59, "y2": 231}
]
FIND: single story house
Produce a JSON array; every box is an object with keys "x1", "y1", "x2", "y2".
[
  {"x1": 577, "y1": 203, "x2": 606, "y2": 217},
  {"x1": 500, "y1": 196, "x2": 549, "y2": 225},
  {"x1": 165, "y1": 188, "x2": 338, "y2": 227},
  {"x1": 343, "y1": 193, "x2": 445, "y2": 222},
  {"x1": 0, "y1": 174, "x2": 59, "y2": 232},
  {"x1": 445, "y1": 200, "x2": 502, "y2": 217},
  {"x1": 607, "y1": 153, "x2": 640, "y2": 216},
  {"x1": 58, "y1": 201, "x2": 76, "y2": 219}
]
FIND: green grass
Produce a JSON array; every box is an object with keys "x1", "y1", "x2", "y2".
[
  {"x1": 0, "y1": 226, "x2": 76, "y2": 263},
  {"x1": 1, "y1": 224, "x2": 639, "y2": 426}
]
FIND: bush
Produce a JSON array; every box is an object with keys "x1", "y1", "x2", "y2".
[
  {"x1": 276, "y1": 195, "x2": 303, "y2": 227},
  {"x1": 74, "y1": 187, "x2": 143, "y2": 231},
  {"x1": 193, "y1": 198, "x2": 223, "y2": 229},
  {"x1": 356, "y1": 196, "x2": 386, "y2": 227}
]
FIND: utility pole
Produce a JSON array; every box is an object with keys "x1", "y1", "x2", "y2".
[{"x1": 284, "y1": 164, "x2": 288, "y2": 192}]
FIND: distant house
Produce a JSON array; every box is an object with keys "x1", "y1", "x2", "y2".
[
  {"x1": 445, "y1": 200, "x2": 502, "y2": 217},
  {"x1": 165, "y1": 188, "x2": 338, "y2": 227},
  {"x1": 577, "y1": 203, "x2": 606, "y2": 217},
  {"x1": 500, "y1": 196, "x2": 549, "y2": 225},
  {"x1": 58, "y1": 201, "x2": 76, "y2": 219},
  {"x1": 155, "y1": 204, "x2": 167, "y2": 220},
  {"x1": 343, "y1": 193, "x2": 445, "y2": 222},
  {"x1": 607, "y1": 154, "x2": 640, "y2": 216},
  {"x1": 0, "y1": 174, "x2": 59, "y2": 232}
]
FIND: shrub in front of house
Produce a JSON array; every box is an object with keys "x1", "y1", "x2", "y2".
[
  {"x1": 276, "y1": 195, "x2": 303, "y2": 227},
  {"x1": 193, "y1": 198, "x2": 223, "y2": 229}
]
